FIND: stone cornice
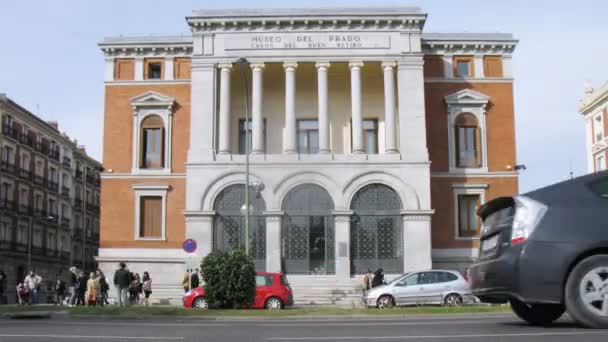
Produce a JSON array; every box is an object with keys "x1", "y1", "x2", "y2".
[
  {"x1": 579, "y1": 81, "x2": 608, "y2": 114},
  {"x1": 187, "y1": 8, "x2": 427, "y2": 33},
  {"x1": 421, "y1": 33, "x2": 517, "y2": 55},
  {"x1": 99, "y1": 36, "x2": 193, "y2": 58}
]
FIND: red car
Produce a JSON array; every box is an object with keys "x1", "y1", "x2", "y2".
[{"x1": 183, "y1": 272, "x2": 294, "y2": 310}]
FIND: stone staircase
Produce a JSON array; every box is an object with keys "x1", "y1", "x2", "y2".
[{"x1": 286, "y1": 276, "x2": 365, "y2": 307}]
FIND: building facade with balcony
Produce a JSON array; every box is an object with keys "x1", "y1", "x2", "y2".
[
  {"x1": 580, "y1": 82, "x2": 608, "y2": 173},
  {"x1": 0, "y1": 94, "x2": 102, "y2": 304},
  {"x1": 98, "y1": 7, "x2": 519, "y2": 302}
]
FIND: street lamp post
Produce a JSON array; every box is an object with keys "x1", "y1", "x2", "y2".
[{"x1": 237, "y1": 57, "x2": 251, "y2": 256}]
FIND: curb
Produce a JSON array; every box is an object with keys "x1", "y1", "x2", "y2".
[{"x1": 2, "y1": 311, "x2": 52, "y2": 319}]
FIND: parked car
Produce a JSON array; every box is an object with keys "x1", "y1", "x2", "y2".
[
  {"x1": 183, "y1": 272, "x2": 294, "y2": 310},
  {"x1": 363, "y1": 269, "x2": 474, "y2": 308},
  {"x1": 469, "y1": 171, "x2": 608, "y2": 328}
]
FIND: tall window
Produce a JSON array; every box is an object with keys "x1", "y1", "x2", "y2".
[
  {"x1": 35, "y1": 160, "x2": 43, "y2": 176},
  {"x1": 2, "y1": 145, "x2": 13, "y2": 163},
  {"x1": 34, "y1": 193, "x2": 42, "y2": 210},
  {"x1": 49, "y1": 198, "x2": 57, "y2": 216},
  {"x1": 147, "y1": 62, "x2": 162, "y2": 80},
  {"x1": 363, "y1": 119, "x2": 378, "y2": 154},
  {"x1": 455, "y1": 113, "x2": 481, "y2": 168},
  {"x1": 594, "y1": 115, "x2": 604, "y2": 142},
  {"x1": 0, "y1": 182, "x2": 12, "y2": 202},
  {"x1": 140, "y1": 115, "x2": 164, "y2": 168},
  {"x1": 297, "y1": 119, "x2": 319, "y2": 154},
  {"x1": 139, "y1": 196, "x2": 162, "y2": 238},
  {"x1": 458, "y1": 194, "x2": 481, "y2": 237},
  {"x1": 238, "y1": 119, "x2": 266, "y2": 154},
  {"x1": 20, "y1": 188, "x2": 28, "y2": 206},
  {"x1": 21, "y1": 153, "x2": 29, "y2": 170}
]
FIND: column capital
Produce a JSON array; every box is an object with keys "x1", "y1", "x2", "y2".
[
  {"x1": 283, "y1": 62, "x2": 298, "y2": 70},
  {"x1": 250, "y1": 62, "x2": 265, "y2": 70},
  {"x1": 381, "y1": 61, "x2": 397, "y2": 69},
  {"x1": 315, "y1": 62, "x2": 331, "y2": 69},
  {"x1": 348, "y1": 61, "x2": 364, "y2": 69},
  {"x1": 217, "y1": 63, "x2": 233, "y2": 69}
]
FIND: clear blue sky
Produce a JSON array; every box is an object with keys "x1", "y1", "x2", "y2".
[{"x1": 1, "y1": 0, "x2": 606, "y2": 192}]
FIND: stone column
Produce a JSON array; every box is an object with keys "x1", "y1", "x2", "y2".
[
  {"x1": 316, "y1": 62, "x2": 331, "y2": 153},
  {"x1": 349, "y1": 62, "x2": 364, "y2": 154},
  {"x1": 104, "y1": 57, "x2": 114, "y2": 82},
  {"x1": 401, "y1": 211, "x2": 434, "y2": 273},
  {"x1": 264, "y1": 211, "x2": 283, "y2": 273},
  {"x1": 382, "y1": 62, "x2": 398, "y2": 153},
  {"x1": 397, "y1": 58, "x2": 429, "y2": 162},
  {"x1": 134, "y1": 57, "x2": 144, "y2": 81},
  {"x1": 333, "y1": 210, "x2": 353, "y2": 279},
  {"x1": 188, "y1": 62, "x2": 216, "y2": 162},
  {"x1": 164, "y1": 56, "x2": 175, "y2": 81},
  {"x1": 474, "y1": 56, "x2": 484, "y2": 78},
  {"x1": 283, "y1": 62, "x2": 298, "y2": 154},
  {"x1": 217, "y1": 63, "x2": 232, "y2": 154},
  {"x1": 184, "y1": 211, "x2": 215, "y2": 258},
  {"x1": 251, "y1": 63, "x2": 265, "y2": 154}
]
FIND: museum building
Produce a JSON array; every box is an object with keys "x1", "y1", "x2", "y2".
[{"x1": 98, "y1": 7, "x2": 519, "y2": 302}]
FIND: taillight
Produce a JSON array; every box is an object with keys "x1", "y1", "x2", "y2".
[{"x1": 511, "y1": 196, "x2": 547, "y2": 245}]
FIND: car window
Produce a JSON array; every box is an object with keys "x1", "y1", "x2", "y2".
[
  {"x1": 396, "y1": 273, "x2": 419, "y2": 286},
  {"x1": 438, "y1": 272, "x2": 458, "y2": 283},
  {"x1": 589, "y1": 177, "x2": 608, "y2": 198},
  {"x1": 255, "y1": 275, "x2": 273, "y2": 287},
  {"x1": 418, "y1": 272, "x2": 440, "y2": 284},
  {"x1": 280, "y1": 275, "x2": 289, "y2": 286}
]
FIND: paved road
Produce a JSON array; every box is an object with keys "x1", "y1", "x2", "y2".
[{"x1": 0, "y1": 313, "x2": 606, "y2": 341}]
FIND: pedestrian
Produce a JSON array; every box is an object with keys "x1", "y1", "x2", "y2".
[
  {"x1": 142, "y1": 272, "x2": 152, "y2": 306},
  {"x1": 129, "y1": 273, "x2": 141, "y2": 305},
  {"x1": 371, "y1": 268, "x2": 385, "y2": 288},
  {"x1": 68, "y1": 266, "x2": 78, "y2": 306},
  {"x1": 54, "y1": 277, "x2": 66, "y2": 306},
  {"x1": 24, "y1": 271, "x2": 42, "y2": 305},
  {"x1": 182, "y1": 269, "x2": 190, "y2": 293},
  {"x1": 0, "y1": 270, "x2": 6, "y2": 305},
  {"x1": 113, "y1": 262, "x2": 130, "y2": 306},
  {"x1": 86, "y1": 272, "x2": 100, "y2": 306},
  {"x1": 361, "y1": 269, "x2": 373, "y2": 294},
  {"x1": 16, "y1": 283, "x2": 29, "y2": 305},
  {"x1": 97, "y1": 270, "x2": 109, "y2": 306},
  {"x1": 191, "y1": 269, "x2": 200, "y2": 289},
  {"x1": 77, "y1": 272, "x2": 87, "y2": 306}
]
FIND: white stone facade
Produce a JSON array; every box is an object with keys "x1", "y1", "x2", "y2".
[{"x1": 580, "y1": 81, "x2": 608, "y2": 173}]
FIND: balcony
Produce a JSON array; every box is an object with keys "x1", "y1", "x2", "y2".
[
  {"x1": 47, "y1": 181, "x2": 59, "y2": 193},
  {"x1": 45, "y1": 248, "x2": 58, "y2": 258},
  {"x1": 61, "y1": 216, "x2": 71, "y2": 228},
  {"x1": 62, "y1": 156, "x2": 71, "y2": 168},
  {"x1": 18, "y1": 204, "x2": 32, "y2": 215},
  {"x1": 1, "y1": 160, "x2": 16, "y2": 175},
  {"x1": 33, "y1": 207, "x2": 46, "y2": 218},
  {"x1": 1, "y1": 124, "x2": 19, "y2": 140},
  {"x1": 47, "y1": 214, "x2": 59, "y2": 225},
  {"x1": 33, "y1": 174, "x2": 45, "y2": 186},
  {"x1": 19, "y1": 168, "x2": 32, "y2": 181},
  {"x1": 61, "y1": 186, "x2": 70, "y2": 199},
  {"x1": 20, "y1": 134, "x2": 32, "y2": 147},
  {"x1": 75, "y1": 170, "x2": 83, "y2": 180},
  {"x1": 35, "y1": 141, "x2": 46, "y2": 154},
  {"x1": 0, "y1": 199, "x2": 16, "y2": 211},
  {"x1": 31, "y1": 246, "x2": 45, "y2": 255},
  {"x1": 74, "y1": 198, "x2": 83, "y2": 209}
]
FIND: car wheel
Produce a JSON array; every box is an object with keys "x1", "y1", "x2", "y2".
[
  {"x1": 565, "y1": 255, "x2": 608, "y2": 328},
  {"x1": 193, "y1": 297, "x2": 209, "y2": 309},
  {"x1": 265, "y1": 297, "x2": 283, "y2": 310},
  {"x1": 377, "y1": 295, "x2": 394, "y2": 309},
  {"x1": 443, "y1": 293, "x2": 463, "y2": 306},
  {"x1": 509, "y1": 297, "x2": 564, "y2": 326}
]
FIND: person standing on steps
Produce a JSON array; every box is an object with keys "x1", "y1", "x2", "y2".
[
  {"x1": 113, "y1": 262, "x2": 130, "y2": 306},
  {"x1": 371, "y1": 268, "x2": 385, "y2": 288}
]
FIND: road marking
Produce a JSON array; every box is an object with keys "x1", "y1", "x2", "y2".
[
  {"x1": 266, "y1": 331, "x2": 605, "y2": 340},
  {"x1": 0, "y1": 335, "x2": 184, "y2": 340}
]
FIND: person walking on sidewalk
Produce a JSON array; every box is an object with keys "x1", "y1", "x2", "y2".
[
  {"x1": 113, "y1": 262, "x2": 130, "y2": 306},
  {"x1": 97, "y1": 270, "x2": 109, "y2": 306},
  {"x1": 182, "y1": 269, "x2": 190, "y2": 293},
  {"x1": 68, "y1": 267, "x2": 78, "y2": 306},
  {"x1": 24, "y1": 271, "x2": 42, "y2": 305},
  {"x1": 86, "y1": 272, "x2": 100, "y2": 306},
  {"x1": 142, "y1": 272, "x2": 152, "y2": 306},
  {"x1": 54, "y1": 277, "x2": 66, "y2": 306}
]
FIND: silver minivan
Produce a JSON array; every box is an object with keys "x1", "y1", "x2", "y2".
[{"x1": 363, "y1": 270, "x2": 474, "y2": 308}]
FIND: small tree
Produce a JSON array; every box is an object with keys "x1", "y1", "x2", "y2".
[{"x1": 201, "y1": 249, "x2": 256, "y2": 309}]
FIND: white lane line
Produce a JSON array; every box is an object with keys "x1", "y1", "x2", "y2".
[
  {"x1": 265, "y1": 331, "x2": 605, "y2": 340},
  {"x1": 0, "y1": 335, "x2": 184, "y2": 340}
]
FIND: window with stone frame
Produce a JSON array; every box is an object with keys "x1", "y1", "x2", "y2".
[
  {"x1": 0, "y1": 221, "x2": 9, "y2": 242},
  {"x1": 454, "y1": 113, "x2": 481, "y2": 168},
  {"x1": 16, "y1": 224, "x2": 28, "y2": 245},
  {"x1": 457, "y1": 194, "x2": 481, "y2": 238},
  {"x1": 238, "y1": 119, "x2": 267, "y2": 154},
  {"x1": 362, "y1": 119, "x2": 378, "y2": 154},
  {"x1": 453, "y1": 56, "x2": 474, "y2": 77},
  {"x1": 139, "y1": 196, "x2": 162, "y2": 238},
  {"x1": 145, "y1": 59, "x2": 163, "y2": 80},
  {"x1": 140, "y1": 115, "x2": 165, "y2": 169},
  {"x1": 594, "y1": 114, "x2": 604, "y2": 142},
  {"x1": 0, "y1": 182, "x2": 12, "y2": 203},
  {"x1": 297, "y1": 119, "x2": 319, "y2": 154}
]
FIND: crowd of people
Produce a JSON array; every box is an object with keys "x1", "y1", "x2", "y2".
[{"x1": 112, "y1": 262, "x2": 152, "y2": 306}]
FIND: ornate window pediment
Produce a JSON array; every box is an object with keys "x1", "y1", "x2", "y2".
[
  {"x1": 130, "y1": 91, "x2": 175, "y2": 175},
  {"x1": 445, "y1": 89, "x2": 490, "y2": 107}
]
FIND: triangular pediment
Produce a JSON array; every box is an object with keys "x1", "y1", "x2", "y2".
[
  {"x1": 130, "y1": 91, "x2": 175, "y2": 108},
  {"x1": 445, "y1": 89, "x2": 490, "y2": 105}
]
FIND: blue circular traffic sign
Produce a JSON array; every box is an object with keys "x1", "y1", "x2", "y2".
[{"x1": 183, "y1": 239, "x2": 197, "y2": 253}]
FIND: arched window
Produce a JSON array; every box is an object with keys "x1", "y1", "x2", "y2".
[
  {"x1": 454, "y1": 113, "x2": 481, "y2": 168},
  {"x1": 213, "y1": 184, "x2": 266, "y2": 271},
  {"x1": 140, "y1": 115, "x2": 165, "y2": 169},
  {"x1": 282, "y1": 184, "x2": 335, "y2": 275},
  {"x1": 350, "y1": 184, "x2": 402, "y2": 275}
]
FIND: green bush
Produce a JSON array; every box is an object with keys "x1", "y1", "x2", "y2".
[{"x1": 201, "y1": 249, "x2": 256, "y2": 309}]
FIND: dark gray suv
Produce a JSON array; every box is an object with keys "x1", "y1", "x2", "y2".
[{"x1": 469, "y1": 171, "x2": 608, "y2": 328}]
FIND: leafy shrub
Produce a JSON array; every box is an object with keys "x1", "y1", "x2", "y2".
[{"x1": 201, "y1": 249, "x2": 256, "y2": 309}]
